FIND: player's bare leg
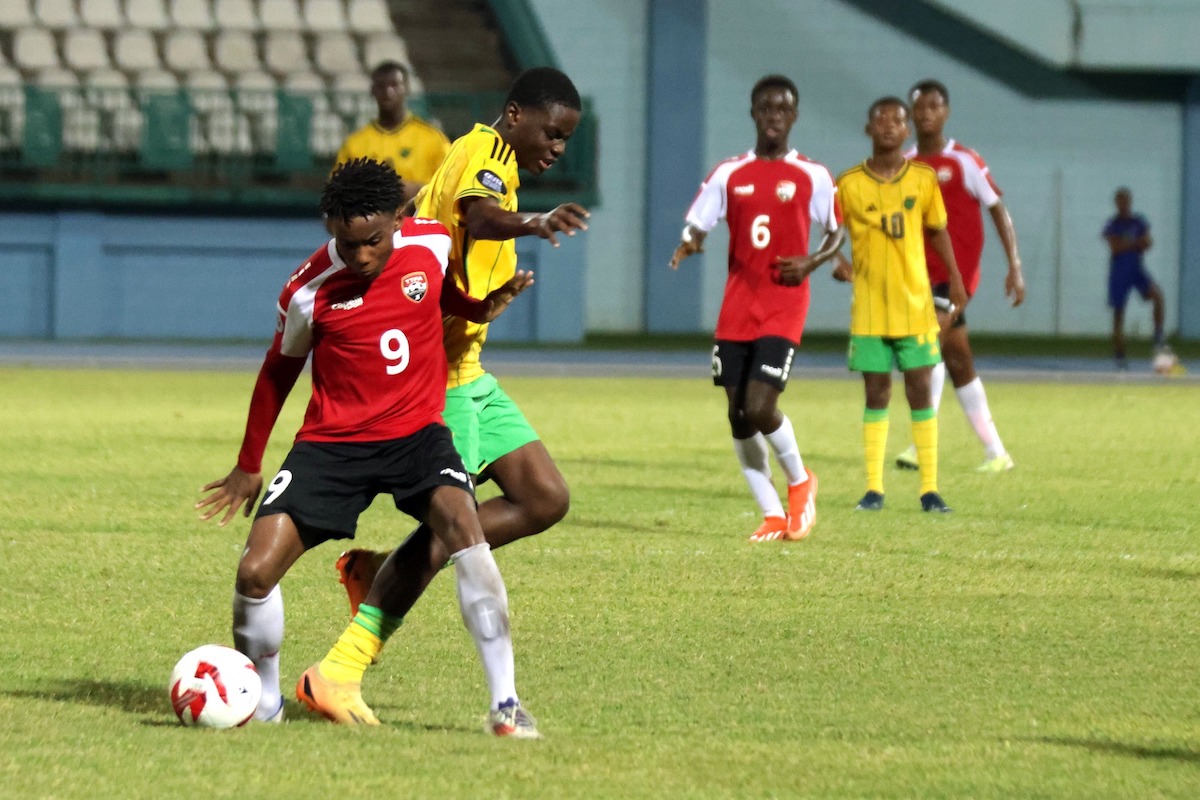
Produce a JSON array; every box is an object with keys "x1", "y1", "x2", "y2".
[{"x1": 233, "y1": 514, "x2": 307, "y2": 722}]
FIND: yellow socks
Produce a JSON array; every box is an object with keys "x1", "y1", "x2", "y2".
[
  {"x1": 863, "y1": 408, "x2": 889, "y2": 494},
  {"x1": 911, "y1": 408, "x2": 938, "y2": 495},
  {"x1": 318, "y1": 604, "x2": 402, "y2": 684}
]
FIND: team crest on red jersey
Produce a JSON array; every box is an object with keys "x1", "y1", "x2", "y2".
[
  {"x1": 402, "y1": 272, "x2": 428, "y2": 302},
  {"x1": 937, "y1": 166, "x2": 953, "y2": 182},
  {"x1": 776, "y1": 180, "x2": 796, "y2": 202}
]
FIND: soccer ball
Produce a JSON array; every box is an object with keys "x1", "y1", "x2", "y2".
[
  {"x1": 1153, "y1": 350, "x2": 1180, "y2": 376},
  {"x1": 169, "y1": 645, "x2": 261, "y2": 728}
]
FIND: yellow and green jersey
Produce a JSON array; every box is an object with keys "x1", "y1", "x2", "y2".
[
  {"x1": 837, "y1": 160, "x2": 947, "y2": 337},
  {"x1": 334, "y1": 113, "x2": 450, "y2": 185},
  {"x1": 415, "y1": 123, "x2": 521, "y2": 388}
]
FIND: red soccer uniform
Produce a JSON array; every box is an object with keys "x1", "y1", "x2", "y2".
[
  {"x1": 906, "y1": 139, "x2": 1001, "y2": 297},
  {"x1": 236, "y1": 217, "x2": 476, "y2": 473},
  {"x1": 684, "y1": 150, "x2": 840, "y2": 343}
]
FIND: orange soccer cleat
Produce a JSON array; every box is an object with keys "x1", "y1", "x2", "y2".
[
  {"x1": 295, "y1": 664, "x2": 379, "y2": 726},
  {"x1": 335, "y1": 549, "x2": 387, "y2": 618},
  {"x1": 748, "y1": 515, "x2": 789, "y2": 543},
  {"x1": 785, "y1": 468, "x2": 818, "y2": 540}
]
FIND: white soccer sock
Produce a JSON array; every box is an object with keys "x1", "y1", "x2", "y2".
[
  {"x1": 930, "y1": 361, "x2": 947, "y2": 414},
  {"x1": 232, "y1": 585, "x2": 284, "y2": 720},
  {"x1": 732, "y1": 434, "x2": 785, "y2": 518},
  {"x1": 764, "y1": 415, "x2": 807, "y2": 486},
  {"x1": 956, "y1": 377, "x2": 1006, "y2": 459},
  {"x1": 454, "y1": 542, "x2": 517, "y2": 711}
]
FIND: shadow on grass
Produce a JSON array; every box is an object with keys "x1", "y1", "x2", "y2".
[
  {"x1": 4, "y1": 678, "x2": 165, "y2": 714},
  {"x1": 1028, "y1": 736, "x2": 1200, "y2": 763}
]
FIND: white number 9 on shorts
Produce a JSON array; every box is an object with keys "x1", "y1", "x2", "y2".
[{"x1": 263, "y1": 469, "x2": 293, "y2": 505}]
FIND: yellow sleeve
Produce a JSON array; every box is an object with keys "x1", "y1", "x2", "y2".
[
  {"x1": 924, "y1": 177, "x2": 948, "y2": 230},
  {"x1": 452, "y1": 142, "x2": 516, "y2": 218}
]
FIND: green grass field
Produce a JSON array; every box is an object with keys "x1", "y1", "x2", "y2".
[{"x1": 1, "y1": 366, "x2": 1197, "y2": 799}]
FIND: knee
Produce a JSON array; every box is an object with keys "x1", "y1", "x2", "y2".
[
  {"x1": 235, "y1": 555, "x2": 277, "y2": 599},
  {"x1": 524, "y1": 471, "x2": 570, "y2": 531},
  {"x1": 740, "y1": 396, "x2": 778, "y2": 434}
]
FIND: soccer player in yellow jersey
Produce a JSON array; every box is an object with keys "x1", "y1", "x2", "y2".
[
  {"x1": 334, "y1": 61, "x2": 450, "y2": 203},
  {"x1": 836, "y1": 96, "x2": 967, "y2": 513},
  {"x1": 311, "y1": 68, "x2": 589, "y2": 737}
]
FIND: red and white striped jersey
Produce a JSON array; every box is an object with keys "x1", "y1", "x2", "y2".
[
  {"x1": 275, "y1": 216, "x2": 453, "y2": 443},
  {"x1": 685, "y1": 150, "x2": 840, "y2": 343},
  {"x1": 905, "y1": 139, "x2": 1001, "y2": 296}
]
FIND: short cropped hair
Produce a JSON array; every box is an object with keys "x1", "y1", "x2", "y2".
[
  {"x1": 321, "y1": 158, "x2": 403, "y2": 221},
  {"x1": 371, "y1": 60, "x2": 410, "y2": 82},
  {"x1": 504, "y1": 66, "x2": 581, "y2": 111},
  {"x1": 751, "y1": 74, "x2": 799, "y2": 105},
  {"x1": 868, "y1": 95, "x2": 909, "y2": 120},
  {"x1": 909, "y1": 79, "x2": 949, "y2": 105}
]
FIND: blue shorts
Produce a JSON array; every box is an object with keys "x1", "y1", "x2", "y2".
[{"x1": 1108, "y1": 265, "x2": 1154, "y2": 310}]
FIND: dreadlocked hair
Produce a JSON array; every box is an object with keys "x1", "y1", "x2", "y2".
[{"x1": 321, "y1": 158, "x2": 404, "y2": 221}]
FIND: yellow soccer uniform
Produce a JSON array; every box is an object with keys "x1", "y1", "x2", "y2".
[
  {"x1": 334, "y1": 114, "x2": 451, "y2": 185},
  {"x1": 837, "y1": 160, "x2": 947, "y2": 337},
  {"x1": 415, "y1": 123, "x2": 521, "y2": 388}
]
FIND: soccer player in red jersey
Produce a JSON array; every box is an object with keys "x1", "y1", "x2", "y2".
[
  {"x1": 195, "y1": 159, "x2": 537, "y2": 732},
  {"x1": 670, "y1": 74, "x2": 844, "y2": 542},
  {"x1": 895, "y1": 79, "x2": 1026, "y2": 474}
]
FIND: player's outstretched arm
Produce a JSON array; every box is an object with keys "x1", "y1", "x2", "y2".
[
  {"x1": 988, "y1": 201, "x2": 1025, "y2": 307},
  {"x1": 668, "y1": 224, "x2": 707, "y2": 270},
  {"x1": 773, "y1": 227, "x2": 847, "y2": 285},
  {"x1": 463, "y1": 196, "x2": 589, "y2": 246},
  {"x1": 195, "y1": 348, "x2": 306, "y2": 526},
  {"x1": 440, "y1": 270, "x2": 535, "y2": 323}
]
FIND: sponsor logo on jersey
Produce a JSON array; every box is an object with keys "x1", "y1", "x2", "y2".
[
  {"x1": 476, "y1": 170, "x2": 506, "y2": 194},
  {"x1": 937, "y1": 166, "x2": 953, "y2": 183},
  {"x1": 440, "y1": 466, "x2": 468, "y2": 484},
  {"x1": 402, "y1": 271, "x2": 428, "y2": 302},
  {"x1": 330, "y1": 296, "x2": 364, "y2": 311},
  {"x1": 733, "y1": 184, "x2": 755, "y2": 196},
  {"x1": 776, "y1": 180, "x2": 796, "y2": 202}
]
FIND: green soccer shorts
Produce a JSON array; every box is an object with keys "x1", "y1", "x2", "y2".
[
  {"x1": 442, "y1": 373, "x2": 539, "y2": 475},
  {"x1": 847, "y1": 331, "x2": 942, "y2": 373}
]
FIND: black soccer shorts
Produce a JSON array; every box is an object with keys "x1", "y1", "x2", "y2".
[{"x1": 711, "y1": 337, "x2": 798, "y2": 393}]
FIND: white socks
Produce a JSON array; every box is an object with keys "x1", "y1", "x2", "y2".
[
  {"x1": 232, "y1": 585, "x2": 284, "y2": 720},
  {"x1": 764, "y1": 415, "x2": 807, "y2": 486},
  {"x1": 733, "y1": 433, "x2": 785, "y2": 518},
  {"x1": 930, "y1": 361, "x2": 947, "y2": 413},
  {"x1": 454, "y1": 542, "x2": 517, "y2": 711},
  {"x1": 956, "y1": 377, "x2": 1006, "y2": 459}
]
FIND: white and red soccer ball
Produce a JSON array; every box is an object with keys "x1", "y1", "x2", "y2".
[{"x1": 169, "y1": 645, "x2": 261, "y2": 729}]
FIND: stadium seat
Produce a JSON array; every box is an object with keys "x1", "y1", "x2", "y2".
[
  {"x1": 310, "y1": 107, "x2": 345, "y2": 157},
  {"x1": 82, "y1": 68, "x2": 133, "y2": 109},
  {"x1": 301, "y1": 0, "x2": 348, "y2": 33},
  {"x1": 168, "y1": 0, "x2": 215, "y2": 30},
  {"x1": 79, "y1": 0, "x2": 126, "y2": 29},
  {"x1": 213, "y1": 0, "x2": 260, "y2": 31},
  {"x1": 184, "y1": 70, "x2": 233, "y2": 113},
  {"x1": 282, "y1": 71, "x2": 325, "y2": 95},
  {"x1": 0, "y1": 63, "x2": 25, "y2": 153},
  {"x1": 132, "y1": 69, "x2": 179, "y2": 95},
  {"x1": 213, "y1": 30, "x2": 264, "y2": 76},
  {"x1": 0, "y1": 0, "x2": 35, "y2": 29},
  {"x1": 62, "y1": 29, "x2": 114, "y2": 73},
  {"x1": 262, "y1": 30, "x2": 311, "y2": 78},
  {"x1": 258, "y1": 0, "x2": 304, "y2": 32},
  {"x1": 162, "y1": 31, "x2": 214, "y2": 74},
  {"x1": 313, "y1": 32, "x2": 362, "y2": 77},
  {"x1": 360, "y1": 33, "x2": 410, "y2": 72},
  {"x1": 345, "y1": 0, "x2": 392, "y2": 36},
  {"x1": 113, "y1": 30, "x2": 163, "y2": 74},
  {"x1": 123, "y1": 0, "x2": 170, "y2": 32},
  {"x1": 328, "y1": 71, "x2": 372, "y2": 124},
  {"x1": 12, "y1": 28, "x2": 62, "y2": 74},
  {"x1": 33, "y1": 0, "x2": 80, "y2": 29},
  {"x1": 235, "y1": 71, "x2": 278, "y2": 152}
]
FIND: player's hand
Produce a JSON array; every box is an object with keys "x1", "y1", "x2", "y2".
[
  {"x1": 947, "y1": 281, "x2": 969, "y2": 326},
  {"x1": 480, "y1": 270, "x2": 535, "y2": 322},
  {"x1": 196, "y1": 466, "x2": 263, "y2": 527},
  {"x1": 669, "y1": 239, "x2": 702, "y2": 270},
  {"x1": 830, "y1": 253, "x2": 853, "y2": 283},
  {"x1": 773, "y1": 254, "x2": 819, "y2": 286},
  {"x1": 533, "y1": 203, "x2": 589, "y2": 247},
  {"x1": 1005, "y1": 267, "x2": 1026, "y2": 307}
]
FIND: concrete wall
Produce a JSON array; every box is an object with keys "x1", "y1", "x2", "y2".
[{"x1": 0, "y1": 211, "x2": 585, "y2": 343}]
